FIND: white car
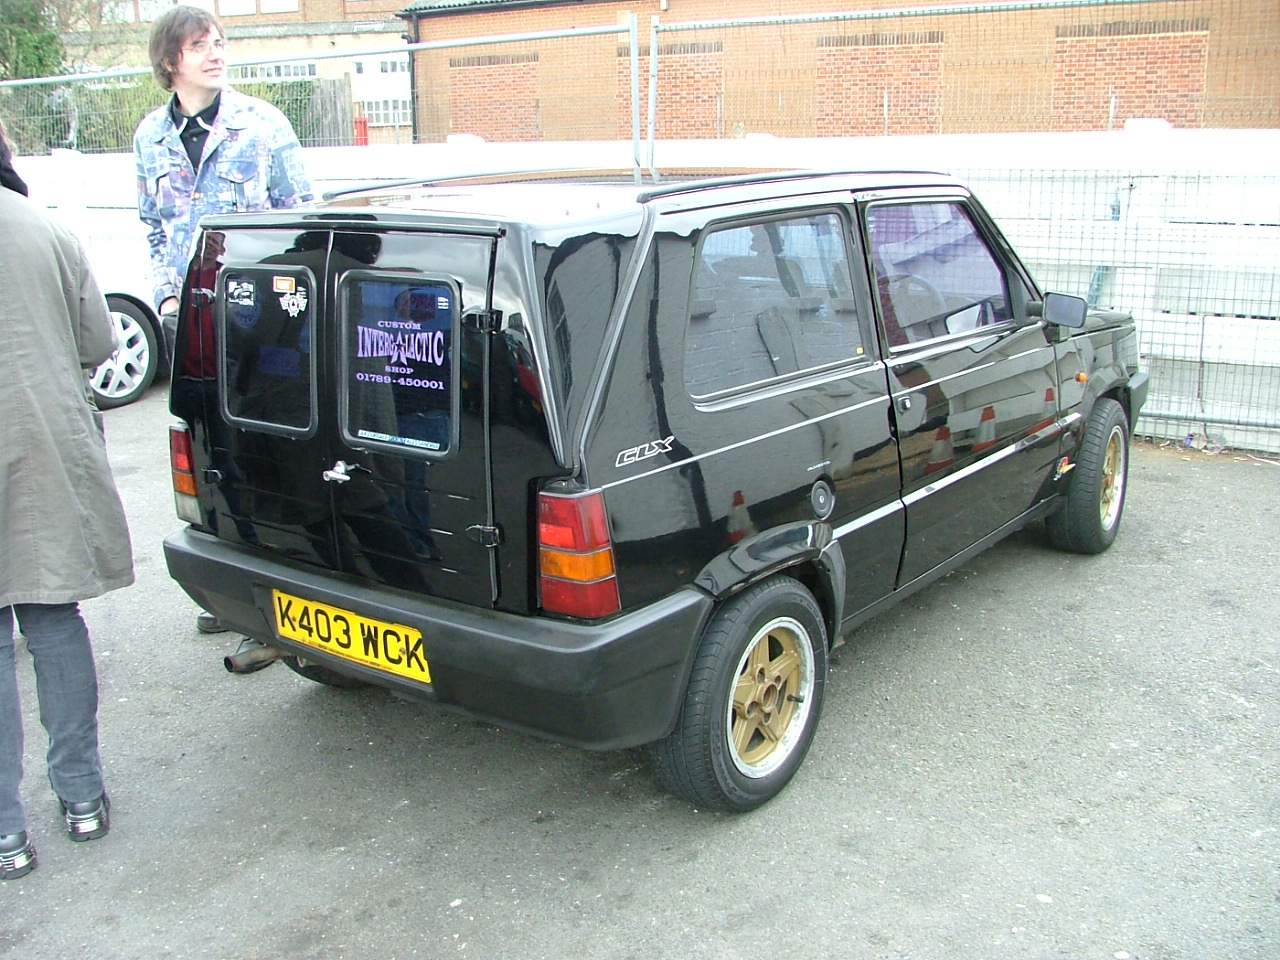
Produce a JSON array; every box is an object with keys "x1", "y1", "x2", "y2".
[
  {"x1": 78, "y1": 216, "x2": 169, "y2": 409},
  {"x1": 22, "y1": 155, "x2": 168, "y2": 410}
]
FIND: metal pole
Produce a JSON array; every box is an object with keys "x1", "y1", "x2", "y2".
[
  {"x1": 630, "y1": 14, "x2": 642, "y2": 184},
  {"x1": 647, "y1": 15, "x2": 660, "y2": 181}
]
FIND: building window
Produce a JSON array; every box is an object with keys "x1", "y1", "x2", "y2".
[
  {"x1": 380, "y1": 60, "x2": 408, "y2": 74},
  {"x1": 363, "y1": 99, "x2": 412, "y2": 126},
  {"x1": 111, "y1": 0, "x2": 301, "y2": 18},
  {"x1": 229, "y1": 62, "x2": 318, "y2": 80},
  {"x1": 140, "y1": 0, "x2": 172, "y2": 20},
  {"x1": 104, "y1": 0, "x2": 178, "y2": 21}
]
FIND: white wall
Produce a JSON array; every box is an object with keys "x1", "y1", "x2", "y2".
[{"x1": 13, "y1": 126, "x2": 1280, "y2": 450}]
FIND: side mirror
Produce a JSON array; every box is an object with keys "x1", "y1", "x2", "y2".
[{"x1": 1033, "y1": 292, "x2": 1087, "y2": 329}]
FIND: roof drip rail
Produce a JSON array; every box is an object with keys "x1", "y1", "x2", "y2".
[
  {"x1": 321, "y1": 164, "x2": 661, "y2": 201},
  {"x1": 319, "y1": 165, "x2": 950, "y2": 204},
  {"x1": 635, "y1": 168, "x2": 944, "y2": 203}
]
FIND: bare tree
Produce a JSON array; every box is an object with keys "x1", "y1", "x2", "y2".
[{"x1": 45, "y1": 0, "x2": 149, "y2": 73}]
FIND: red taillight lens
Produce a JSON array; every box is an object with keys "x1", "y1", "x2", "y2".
[
  {"x1": 537, "y1": 489, "x2": 620, "y2": 618},
  {"x1": 169, "y1": 424, "x2": 197, "y2": 497},
  {"x1": 539, "y1": 576, "x2": 620, "y2": 619},
  {"x1": 538, "y1": 491, "x2": 610, "y2": 551}
]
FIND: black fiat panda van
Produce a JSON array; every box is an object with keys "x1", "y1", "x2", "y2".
[{"x1": 164, "y1": 169, "x2": 1147, "y2": 810}]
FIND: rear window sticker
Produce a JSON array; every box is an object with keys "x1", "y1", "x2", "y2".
[
  {"x1": 280, "y1": 284, "x2": 309, "y2": 319},
  {"x1": 227, "y1": 278, "x2": 256, "y2": 306}
]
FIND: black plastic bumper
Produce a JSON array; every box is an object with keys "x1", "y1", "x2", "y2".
[{"x1": 164, "y1": 528, "x2": 713, "y2": 750}]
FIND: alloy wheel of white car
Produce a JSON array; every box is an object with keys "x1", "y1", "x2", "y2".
[{"x1": 90, "y1": 296, "x2": 159, "y2": 409}]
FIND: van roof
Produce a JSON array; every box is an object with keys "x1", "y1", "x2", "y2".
[{"x1": 203, "y1": 169, "x2": 965, "y2": 235}]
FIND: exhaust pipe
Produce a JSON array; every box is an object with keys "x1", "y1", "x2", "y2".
[{"x1": 224, "y1": 637, "x2": 283, "y2": 674}]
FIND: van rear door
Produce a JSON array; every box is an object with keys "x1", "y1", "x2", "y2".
[{"x1": 210, "y1": 226, "x2": 498, "y2": 609}]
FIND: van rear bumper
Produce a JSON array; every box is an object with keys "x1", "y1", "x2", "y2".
[{"x1": 165, "y1": 528, "x2": 713, "y2": 750}]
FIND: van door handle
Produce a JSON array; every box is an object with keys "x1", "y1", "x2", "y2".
[{"x1": 322, "y1": 460, "x2": 369, "y2": 483}]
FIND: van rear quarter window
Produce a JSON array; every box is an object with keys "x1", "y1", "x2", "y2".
[
  {"x1": 685, "y1": 212, "x2": 866, "y2": 397},
  {"x1": 341, "y1": 276, "x2": 457, "y2": 456}
]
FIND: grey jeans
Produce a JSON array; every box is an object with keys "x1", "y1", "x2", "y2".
[{"x1": 0, "y1": 603, "x2": 104, "y2": 835}]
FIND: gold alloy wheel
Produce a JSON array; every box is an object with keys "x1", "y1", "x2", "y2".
[
  {"x1": 1099, "y1": 424, "x2": 1127, "y2": 531},
  {"x1": 728, "y1": 616, "x2": 814, "y2": 778}
]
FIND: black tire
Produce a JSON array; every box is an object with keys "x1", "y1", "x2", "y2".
[
  {"x1": 89, "y1": 297, "x2": 159, "y2": 409},
  {"x1": 1046, "y1": 397, "x2": 1130, "y2": 554},
  {"x1": 281, "y1": 655, "x2": 370, "y2": 690},
  {"x1": 646, "y1": 575, "x2": 828, "y2": 812}
]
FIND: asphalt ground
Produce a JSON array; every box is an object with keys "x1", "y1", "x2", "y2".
[{"x1": 2, "y1": 385, "x2": 1277, "y2": 960}]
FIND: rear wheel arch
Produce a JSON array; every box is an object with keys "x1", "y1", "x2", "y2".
[{"x1": 693, "y1": 522, "x2": 844, "y2": 649}]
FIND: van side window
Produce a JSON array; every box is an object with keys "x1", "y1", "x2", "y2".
[
  {"x1": 865, "y1": 201, "x2": 1012, "y2": 348},
  {"x1": 684, "y1": 212, "x2": 865, "y2": 397}
]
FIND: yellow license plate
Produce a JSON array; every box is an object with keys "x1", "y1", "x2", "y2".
[{"x1": 271, "y1": 590, "x2": 431, "y2": 683}]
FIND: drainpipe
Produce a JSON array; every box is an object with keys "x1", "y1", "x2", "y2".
[{"x1": 406, "y1": 17, "x2": 421, "y2": 144}]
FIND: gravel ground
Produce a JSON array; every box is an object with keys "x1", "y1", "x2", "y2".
[{"x1": 2, "y1": 387, "x2": 1277, "y2": 960}]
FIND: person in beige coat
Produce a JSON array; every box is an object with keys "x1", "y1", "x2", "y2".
[{"x1": 0, "y1": 123, "x2": 134, "y2": 880}]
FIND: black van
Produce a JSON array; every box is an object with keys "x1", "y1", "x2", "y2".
[{"x1": 165, "y1": 170, "x2": 1147, "y2": 810}]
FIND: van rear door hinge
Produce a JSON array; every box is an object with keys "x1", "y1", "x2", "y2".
[
  {"x1": 465, "y1": 524, "x2": 503, "y2": 547},
  {"x1": 462, "y1": 308, "x2": 503, "y2": 334}
]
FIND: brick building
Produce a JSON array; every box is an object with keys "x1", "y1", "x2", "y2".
[{"x1": 95, "y1": 0, "x2": 1280, "y2": 143}]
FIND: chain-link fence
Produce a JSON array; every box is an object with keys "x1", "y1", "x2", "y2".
[
  {"x1": 961, "y1": 166, "x2": 1280, "y2": 452},
  {"x1": 3, "y1": 1, "x2": 1277, "y2": 153},
  {"x1": 0, "y1": 68, "x2": 353, "y2": 156},
  {"x1": 646, "y1": 0, "x2": 1279, "y2": 139},
  {"x1": 1, "y1": 0, "x2": 1277, "y2": 450},
  {"x1": 0, "y1": 21, "x2": 644, "y2": 155}
]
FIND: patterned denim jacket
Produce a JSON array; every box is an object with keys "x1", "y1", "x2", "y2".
[{"x1": 134, "y1": 87, "x2": 314, "y2": 310}]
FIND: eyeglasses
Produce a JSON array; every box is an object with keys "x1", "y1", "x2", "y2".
[{"x1": 184, "y1": 38, "x2": 227, "y2": 57}]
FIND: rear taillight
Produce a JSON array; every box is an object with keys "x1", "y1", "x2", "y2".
[
  {"x1": 537, "y1": 488, "x2": 620, "y2": 618},
  {"x1": 169, "y1": 424, "x2": 201, "y2": 525}
]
